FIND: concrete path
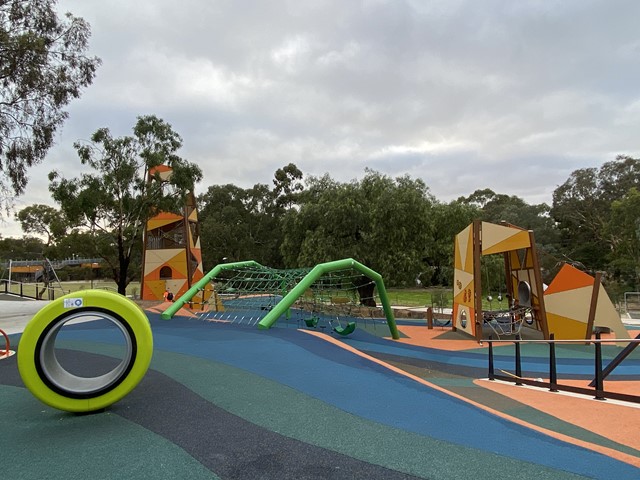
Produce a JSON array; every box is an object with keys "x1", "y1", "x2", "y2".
[{"x1": 0, "y1": 298, "x2": 49, "y2": 335}]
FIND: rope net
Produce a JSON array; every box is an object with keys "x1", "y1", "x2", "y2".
[{"x1": 196, "y1": 264, "x2": 385, "y2": 330}]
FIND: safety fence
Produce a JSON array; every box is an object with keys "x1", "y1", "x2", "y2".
[
  {"x1": 485, "y1": 333, "x2": 640, "y2": 404},
  {"x1": 0, "y1": 279, "x2": 63, "y2": 300}
]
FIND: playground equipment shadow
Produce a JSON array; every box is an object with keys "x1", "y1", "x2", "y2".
[{"x1": 0, "y1": 304, "x2": 639, "y2": 479}]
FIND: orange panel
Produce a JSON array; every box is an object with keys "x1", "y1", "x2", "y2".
[
  {"x1": 150, "y1": 165, "x2": 172, "y2": 174},
  {"x1": 481, "y1": 223, "x2": 530, "y2": 254},
  {"x1": 147, "y1": 218, "x2": 181, "y2": 231},
  {"x1": 143, "y1": 280, "x2": 167, "y2": 301},
  {"x1": 143, "y1": 249, "x2": 186, "y2": 279},
  {"x1": 167, "y1": 253, "x2": 189, "y2": 277},
  {"x1": 544, "y1": 264, "x2": 593, "y2": 296},
  {"x1": 150, "y1": 212, "x2": 183, "y2": 221}
]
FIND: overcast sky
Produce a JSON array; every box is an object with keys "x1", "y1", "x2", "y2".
[{"x1": 4, "y1": 0, "x2": 640, "y2": 237}]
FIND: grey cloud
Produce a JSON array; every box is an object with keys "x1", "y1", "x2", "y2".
[{"x1": 4, "y1": 0, "x2": 640, "y2": 237}]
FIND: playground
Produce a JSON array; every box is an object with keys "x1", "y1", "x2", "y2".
[
  {"x1": 1, "y1": 289, "x2": 639, "y2": 479},
  {"x1": 1, "y1": 221, "x2": 639, "y2": 479}
]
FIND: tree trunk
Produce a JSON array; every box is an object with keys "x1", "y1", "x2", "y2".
[{"x1": 355, "y1": 276, "x2": 377, "y2": 307}]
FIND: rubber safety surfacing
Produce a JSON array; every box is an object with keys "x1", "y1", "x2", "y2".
[{"x1": 18, "y1": 290, "x2": 153, "y2": 412}]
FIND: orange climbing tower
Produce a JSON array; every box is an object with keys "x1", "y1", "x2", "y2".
[{"x1": 140, "y1": 165, "x2": 209, "y2": 308}]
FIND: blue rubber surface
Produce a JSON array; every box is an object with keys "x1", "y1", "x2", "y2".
[{"x1": 46, "y1": 314, "x2": 640, "y2": 479}]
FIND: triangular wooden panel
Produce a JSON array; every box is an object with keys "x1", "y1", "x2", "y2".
[
  {"x1": 481, "y1": 222, "x2": 530, "y2": 254},
  {"x1": 544, "y1": 286, "x2": 592, "y2": 322},
  {"x1": 145, "y1": 280, "x2": 168, "y2": 300},
  {"x1": 456, "y1": 224, "x2": 472, "y2": 272},
  {"x1": 148, "y1": 217, "x2": 182, "y2": 231},
  {"x1": 594, "y1": 284, "x2": 630, "y2": 339},
  {"x1": 150, "y1": 211, "x2": 183, "y2": 221},
  {"x1": 166, "y1": 252, "x2": 189, "y2": 277},
  {"x1": 453, "y1": 269, "x2": 474, "y2": 297},
  {"x1": 145, "y1": 249, "x2": 185, "y2": 271},
  {"x1": 547, "y1": 313, "x2": 587, "y2": 340},
  {"x1": 544, "y1": 263, "x2": 594, "y2": 296}
]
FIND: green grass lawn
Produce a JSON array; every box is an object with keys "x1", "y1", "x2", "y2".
[
  {"x1": 385, "y1": 287, "x2": 511, "y2": 310},
  {"x1": 4, "y1": 279, "x2": 508, "y2": 311},
  {"x1": 385, "y1": 287, "x2": 451, "y2": 308}
]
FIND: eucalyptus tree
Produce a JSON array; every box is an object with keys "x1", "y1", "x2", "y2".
[
  {"x1": 16, "y1": 204, "x2": 67, "y2": 247},
  {"x1": 605, "y1": 187, "x2": 640, "y2": 289},
  {"x1": 281, "y1": 170, "x2": 436, "y2": 287},
  {"x1": 0, "y1": 235, "x2": 45, "y2": 261},
  {"x1": 426, "y1": 200, "x2": 480, "y2": 287},
  {"x1": 48, "y1": 115, "x2": 202, "y2": 294},
  {"x1": 551, "y1": 155, "x2": 640, "y2": 273},
  {"x1": 0, "y1": 0, "x2": 100, "y2": 211}
]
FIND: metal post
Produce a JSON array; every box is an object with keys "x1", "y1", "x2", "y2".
[
  {"x1": 594, "y1": 332, "x2": 606, "y2": 400},
  {"x1": 488, "y1": 336, "x2": 495, "y2": 380},
  {"x1": 549, "y1": 333, "x2": 558, "y2": 392},
  {"x1": 515, "y1": 334, "x2": 522, "y2": 385}
]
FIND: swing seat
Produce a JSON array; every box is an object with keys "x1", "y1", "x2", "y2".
[
  {"x1": 333, "y1": 321, "x2": 356, "y2": 336},
  {"x1": 304, "y1": 317, "x2": 319, "y2": 328}
]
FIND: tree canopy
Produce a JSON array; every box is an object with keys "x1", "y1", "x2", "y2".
[
  {"x1": 8, "y1": 146, "x2": 639, "y2": 295},
  {"x1": 48, "y1": 115, "x2": 202, "y2": 294},
  {"x1": 15, "y1": 203, "x2": 67, "y2": 246},
  {"x1": 0, "y1": 0, "x2": 100, "y2": 211},
  {"x1": 551, "y1": 155, "x2": 640, "y2": 273}
]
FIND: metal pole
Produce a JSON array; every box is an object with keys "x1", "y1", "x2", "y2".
[
  {"x1": 488, "y1": 336, "x2": 495, "y2": 380},
  {"x1": 594, "y1": 331, "x2": 606, "y2": 400},
  {"x1": 549, "y1": 333, "x2": 558, "y2": 392},
  {"x1": 515, "y1": 334, "x2": 522, "y2": 385}
]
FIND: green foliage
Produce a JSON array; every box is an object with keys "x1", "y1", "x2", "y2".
[
  {"x1": 281, "y1": 170, "x2": 436, "y2": 287},
  {"x1": 273, "y1": 162, "x2": 303, "y2": 209},
  {"x1": 459, "y1": 188, "x2": 559, "y2": 249},
  {"x1": 48, "y1": 115, "x2": 201, "y2": 294},
  {"x1": 551, "y1": 155, "x2": 640, "y2": 277},
  {"x1": 15, "y1": 204, "x2": 67, "y2": 246},
  {"x1": 0, "y1": 234, "x2": 45, "y2": 260},
  {"x1": 198, "y1": 182, "x2": 283, "y2": 269},
  {"x1": 8, "y1": 150, "x2": 640, "y2": 295},
  {"x1": 605, "y1": 187, "x2": 640, "y2": 289},
  {"x1": 425, "y1": 200, "x2": 479, "y2": 286},
  {"x1": 0, "y1": 0, "x2": 100, "y2": 207}
]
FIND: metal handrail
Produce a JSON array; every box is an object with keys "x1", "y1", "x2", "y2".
[
  {"x1": 485, "y1": 333, "x2": 640, "y2": 404},
  {"x1": 487, "y1": 338, "x2": 640, "y2": 344},
  {"x1": 0, "y1": 278, "x2": 66, "y2": 300}
]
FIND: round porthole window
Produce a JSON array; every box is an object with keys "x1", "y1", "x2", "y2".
[{"x1": 459, "y1": 310, "x2": 467, "y2": 328}]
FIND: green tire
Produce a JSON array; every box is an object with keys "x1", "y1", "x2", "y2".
[{"x1": 18, "y1": 290, "x2": 153, "y2": 413}]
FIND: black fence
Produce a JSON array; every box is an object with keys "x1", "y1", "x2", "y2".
[
  {"x1": 486, "y1": 333, "x2": 640, "y2": 404},
  {"x1": 0, "y1": 279, "x2": 64, "y2": 301}
]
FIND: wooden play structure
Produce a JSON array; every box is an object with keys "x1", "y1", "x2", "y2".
[
  {"x1": 544, "y1": 263, "x2": 629, "y2": 340},
  {"x1": 453, "y1": 221, "x2": 548, "y2": 341},
  {"x1": 140, "y1": 164, "x2": 211, "y2": 307},
  {"x1": 452, "y1": 221, "x2": 629, "y2": 341}
]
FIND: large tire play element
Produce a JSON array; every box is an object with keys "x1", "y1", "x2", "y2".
[{"x1": 18, "y1": 290, "x2": 153, "y2": 413}]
